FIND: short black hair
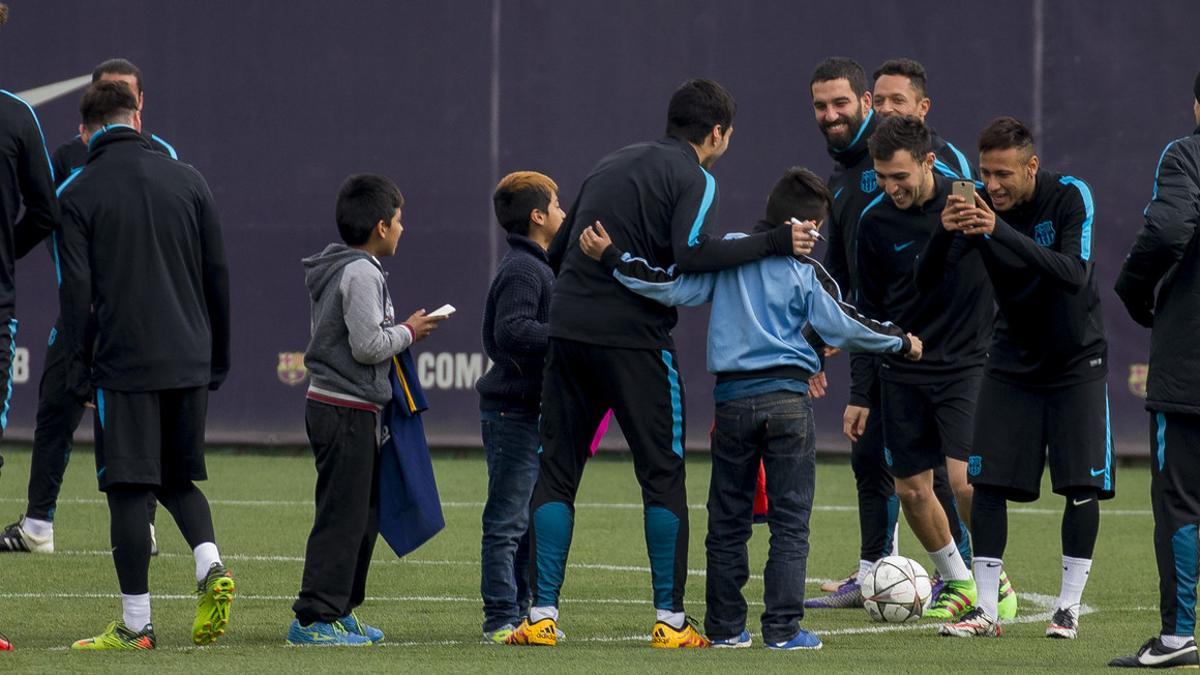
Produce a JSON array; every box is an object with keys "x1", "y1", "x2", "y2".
[
  {"x1": 335, "y1": 174, "x2": 404, "y2": 246},
  {"x1": 665, "y1": 78, "x2": 737, "y2": 144},
  {"x1": 810, "y1": 57, "x2": 868, "y2": 98},
  {"x1": 92, "y1": 58, "x2": 143, "y2": 93},
  {"x1": 978, "y1": 116, "x2": 1035, "y2": 157},
  {"x1": 764, "y1": 167, "x2": 832, "y2": 225},
  {"x1": 874, "y1": 58, "x2": 927, "y2": 99},
  {"x1": 868, "y1": 115, "x2": 932, "y2": 162},
  {"x1": 1193, "y1": 71, "x2": 1200, "y2": 104},
  {"x1": 79, "y1": 81, "x2": 139, "y2": 130},
  {"x1": 493, "y1": 171, "x2": 558, "y2": 236}
]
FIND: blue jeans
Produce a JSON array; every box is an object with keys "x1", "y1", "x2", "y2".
[
  {"x1": 479, "y1": 410, "x2": 540, "y2": 632},
  {"x1": 705, "y1": 390, "x2": 815, "y2": 644}
]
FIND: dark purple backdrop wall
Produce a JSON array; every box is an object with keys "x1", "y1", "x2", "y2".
[{"x1": 0, "y1": 1, "x2": 1196, "y2": 454}]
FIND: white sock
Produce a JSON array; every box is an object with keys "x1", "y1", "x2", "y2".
[
  {"x1": 1057, "y1": 555, "x2": 1092, "y2": 609},
  {"x1": 530, "y1": 605, "x2": 558, "y2": 622},
  {"x1": 193, "y1": 542, "x2": 221, "y2": 583},
  {"x1": 973, "y1": 557, "x2": 1003, "y2": 619},
  {"x1": 121, "y1": 592, "x2": 151, "y2": 631},
  {"x1": 856, "y1": 559, "x2": 874, "y2": 585},
  {"x1": 1161, "y1": 634, "x2": 1192, "y2": 649},
  {"x1": 21, "y1": 516, "x2": 53, "y2": 539},
  {"x1": 928, "y1": 542, "x2": 970, "y2": 582},
  {"x1": 656, "y1": 609, "x2": 685, "y2": 629}
]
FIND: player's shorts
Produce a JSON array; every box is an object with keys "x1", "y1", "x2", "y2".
[
  {"x1": 94, "y1": 386, "x2": 209, "y2": 491},
  {"x1": 967, "y1": 375, "x2": 1114, "y2": 502},
  {"x1": 880, "y1": 370, "x2": 981, "y2": 479}
]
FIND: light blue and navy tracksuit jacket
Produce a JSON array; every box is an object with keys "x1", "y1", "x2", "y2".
[{"x1": 597, "y1": 226, "x2": 912, "y2": 403}]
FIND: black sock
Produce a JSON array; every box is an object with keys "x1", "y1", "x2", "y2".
[
  {"x1": 970, "y1": 485, "x2": 1008, "y2": 560},
  {"x1": 107, "y1": 485, "x2": 153, "y2": 595},
  {"x1": 153, "y1": 481, "x2": 216, "y2": 549},
  {"x1": 1061, "y1": 488, "x2": 1100, "y2": 559}
]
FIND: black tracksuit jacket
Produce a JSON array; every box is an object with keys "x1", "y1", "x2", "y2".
[
  {"x1": 921, "y1": 170, "x2": 1106, "y2": 388},
  {"x1": 548, "y1": 134, "x2": 793, "y2": 350},
  {"x1": 52, "y1": 130, "x2": 178, "y2": 186},
  {"x1": 1116, "y1": 126, "x2": 1200, "y2": 414},
  {"x1": 56, "y1": 126, "x2": 229, "y2": 399},
  {"x1": 850, "y1": 175, "x2": 993, "y2": 404},
  {"x1": 0, "y1": 90, "x2": 59, "y2": 291}
]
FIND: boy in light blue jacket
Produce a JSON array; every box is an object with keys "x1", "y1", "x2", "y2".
[{"x1": 579, "y1": 166, "x2": 921, "y2": 651}]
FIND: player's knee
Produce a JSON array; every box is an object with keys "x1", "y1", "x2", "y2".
[{"x1": 893, "y1": 479, "x2": 932, "y2": 506}]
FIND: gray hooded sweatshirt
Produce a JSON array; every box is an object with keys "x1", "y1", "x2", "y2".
[{"x1": 302, "y1": 243, "x2": 413, "y2": 408}]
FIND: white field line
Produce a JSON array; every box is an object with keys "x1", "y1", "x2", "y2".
[
  {"x1": 49, "y1": 549, "x2": 820, "y2": 583},
  {"x1": 0, "y1": 496, "x2": 1155, "y2": 516}
]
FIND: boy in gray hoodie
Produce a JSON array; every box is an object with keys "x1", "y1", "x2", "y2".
[{"x1": 288, "y1": 174, "x2": 445, "y2": 646}]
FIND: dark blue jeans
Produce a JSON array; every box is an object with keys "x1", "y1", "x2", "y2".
[
  {"x1": 705, "y1": 390, "x2": 815, "y2": 644},
  {"x1": 480, "y1": 409, "x2": 540, "y2": 632}
]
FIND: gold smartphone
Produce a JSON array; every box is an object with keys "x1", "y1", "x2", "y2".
[{"x1": 951, "y1": 180, "x2": 976, "y2": 203}]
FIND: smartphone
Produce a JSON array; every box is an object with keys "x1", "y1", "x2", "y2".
[
  {"x1": 951, "y1": 180, "x2": 976, "y2": 203},
  {"x1": 428, "y1": 304, "x2": 456, "y2": 318}
]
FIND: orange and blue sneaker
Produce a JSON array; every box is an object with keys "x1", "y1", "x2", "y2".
[
  {"x1": 71, "y1": 620, "x2": 156, "y2": 650},
  {"x1": 505, "y1": 617, "x2": 558, "y2": 646},
  {"x1": 650, "y1": 617, "x2": 710, "y2": 649},
  {"x1": 338, "y1": 611, "x2": 384, "y2": 643},
  {"x1": 193, "y1": 562, "x2": 235, "y2": 645},
  {"x1": 924, "y1": 579, "x2": 976, "y2": 620},
  {"x1": 287, "y1": 619, "x2": 372, "y2": 646}
]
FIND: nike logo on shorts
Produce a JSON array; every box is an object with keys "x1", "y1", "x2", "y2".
[
  {"x1": 1089, "y1": 468, "x2": 1106, "y2": 477},
  {"x1": 893, "y1": 241, "x2": 915, "y2": 252}
]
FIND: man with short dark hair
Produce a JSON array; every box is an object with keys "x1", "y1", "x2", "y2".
[
  {"x1": 873, "y1": 58, "x2": 977, "y2": 183},
  {"x1": 1, "y1": 56, "x2": 179, "y2": 555},
  {"x1": 855, "y1": 115, "x2": 995, "y2": 623},
  {"x1": 507, "y1": 78, "x2": 815, "y2": 649},
  {"x1": 1109, "y1": 75, "x2": 1200, "y2": 668},
  {"x1": 932, "y1": 116, "x2": 1110, "y2": 639},
  {"x1": 57, "y1": 81, "x2": 232, "y2": 650}
]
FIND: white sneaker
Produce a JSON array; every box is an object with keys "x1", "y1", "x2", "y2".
[
  {"x1": 1046, "y1": 605, "x2": 1079, "y2": 639},
  {"x1": 0, "y1": 516, "x2": 54, "y2": 553}
]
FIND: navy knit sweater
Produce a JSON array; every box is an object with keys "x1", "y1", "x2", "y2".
[{"x1": 476, "y1": 233, "x2": 554, "y2": 412}]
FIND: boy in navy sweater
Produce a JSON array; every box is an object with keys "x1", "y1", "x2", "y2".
[
  {"x1": 580, "y1": 167, "x2": 921, "y2": 651},
  {"x1": 476, "y1": 171, "x2": 564, "y2": 643}
]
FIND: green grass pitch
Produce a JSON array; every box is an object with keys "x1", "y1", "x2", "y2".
[{"x1": 0, "y1": 447, "x2": 1163, "y2": 672}]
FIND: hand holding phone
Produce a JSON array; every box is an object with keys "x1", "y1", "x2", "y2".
[{"x1": 428, "y1": 304, "x2": 456, "y2": 318}]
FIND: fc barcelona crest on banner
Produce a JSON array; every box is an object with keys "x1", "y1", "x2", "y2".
[
  {"x1": 860, "y1": 169, "x2": 877, "y2": 193},
  {"x1": 1128, "y1": 363, "x2": 1148, "y2": 399},
  {"x1": 277, "y1": 352, "x2": 308, "y2": 386}
]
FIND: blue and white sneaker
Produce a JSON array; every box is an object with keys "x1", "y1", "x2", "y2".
[
  {"x1": 765, "y1": 628, "x2": 822, "y2": 651},
  {"x1": 286, "y1": 619, "x2": 372, "y2": 646},
  {"x1": 338, "y1": 612, "x2": 384, "y2": 642},
  {"x1": 711, "y1": 629, "x2": 752, "y2": 649}
]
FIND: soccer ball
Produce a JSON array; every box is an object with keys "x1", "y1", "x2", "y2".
[{"x1": 861, "y1": 556, "x2": 932, "y2": 623}]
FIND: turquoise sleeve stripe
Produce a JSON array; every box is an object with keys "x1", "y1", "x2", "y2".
[
  {"x1": 1103, "y1": 385, "x2": 1113, "y2": 491},
  {"x1": 150, "y1": 133, "x2": 179, "y2": 159},
  {"x1": 2, "y1": 89, "x2": 55, "y2": 183},
  {"x1": 687, "y1": 168, "x2": 717, "y2": 246},
  {"x1": 56, "y1": 167, "x2": 83, "y2": 197},
  {"x1": 945, "y1": 141, "x2": 974, "y2": 180},
  {"x1": 1150, "y1": 138, "x2": 1184, "y2": 201},
  {"x1": 1059, "y1": 176, "x2": 1095, "y2": 261},
  {"x1": 933, "y1": 159, "x2": 961, "y2": 179},
  {"x1": 858, "y1": 192, "x2": 886, "y2": 224}
]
